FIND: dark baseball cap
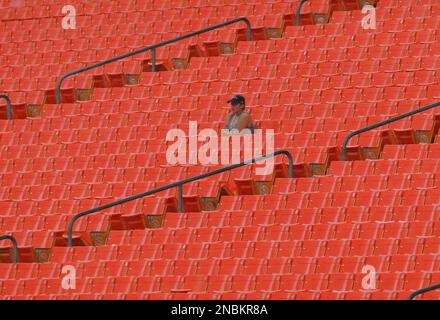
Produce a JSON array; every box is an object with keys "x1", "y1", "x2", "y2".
[{"x1": 227, "y1": 95, "x2": 245, "y2": 106}]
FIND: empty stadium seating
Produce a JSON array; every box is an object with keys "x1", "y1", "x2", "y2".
[{"x1": 0, "y1": 0, "x2": 439, "y2": 300}]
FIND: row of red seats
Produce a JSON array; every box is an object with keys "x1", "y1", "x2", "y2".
[
  {"x1": 0, "y1": 15, "x2": 286, "y2": 44},
  {"x1": 49, "y1": 78, "x2": 440, "y2": 107},
  {"x1": 0, "y1": 151, "x2": 318, "y2": 176},
  {"x1": 273, "y1": 173, "x2": 439, "y2": 193},
  {"x1": 328, "y1": 158, "x2": 440, "y2": 176},
  {"x1": 4, "y1": 67, "x2": 440, "y2": 91},
  {"x1": 375, "y1": 0, "x2": 437, "y2": 7},
  {"x1": 0, "y1": 92, "x2": 43, "y2": 107},
  {"x1": 0, "y1": 183, "x2": 172, "y2": 201},
  {"x1": 53, "y1": 236, "x2": 439, "y2": 260},
  {"x1": 293, "y1": 19, "x2": 440, "y2": 37},
  {"x1": 1, "y1": 152, "x2": 438, "y2": 192},
  {"x1": 333, "y1": 6, "x2": 440, "y2": 22},
  {"x1": 164, "y1": 205, "x2": 438, "y2": 227},
  {"x1": 3, "y1": 218, "x2": 438, "y2": 257},
  {"x1": 35, "y1": 101, "x2": 439, "y2": 123},
  {"x1": 94, "y1": 83, "x2": 440, "y2": 101},
  {"x1": 235, "y1": 43, "x2": 437, "y2": 63},
  {"x1": 50, "y1": 85, "x2": 440, "y2": 106},
  {"x1": 25, "y1": 111, "x2": 426, "y2": 135},
  {"x1": 2, "y1": 254, "x2": 438, "y2": 280},
  {"x1": 182, "y1": 44, "x2": 440, "y2": 70},
  {"x1": 0, "y1": 117, "x2": 435, "y2": 148},
  {"x1": 0, "y1": 290, "x2": 436, "y2": 301},
  {"x1": 3, "y1": 41, "x2": 439, "y2": 71},
  {"x1": 217, "y1": 190, "x2": 439, "y2": 210},
  {"x1": 0, "y1": 138, "x2": 436, "y2": 172},
  {"x1": 2, "y1": 206, "x2": 438, "y2": 239},
  {"x1": 2, "y1": 34, "x2": 436, "y2": 100},
  {"x1": 1, "y1": 150, "x2": 438, "y2": 186},
  {"x1": 0, "y1": 154, "x2": 169, "y2": 171},
  {"x1": 0, "y1": 0, "x2": 297, "y2": 10},
  {"x1": 0, "y1": 267, "x2": 436, "y2": 292},
  {"x1": 0, "y1": 195, "x2": 163, "y2": 216},
  {"x1": 0, "y1": 148, "x2": 168, "y2": 169},
  {"x1": 191, "y1": 47, "x2": 440, "y2": 68},
  {"x1": 4, "y1": 233, "x2": 437, "y2": 261},
  {"x1": 1, "y1": 205, "x2": 436, "y2": 233},
  {"x1": 0, "y1": 141, "x2": 167, "y2": 158},
  {"x1": 238, "y1": 37, "x2": 440, "y2": 56},
  {"x1": 2, "y1": 2, "x2": 437, "y2": 36},
  {"x1": 0, "y1": 117, "x2": 219, "y2": 132},
  {"x1": 2, "y1": 13, "x2": 439, "y2": 49},
  {"x1": 280, "y1": 130, "x2": 419, "y2": 149},
  {"x1": 0, "y1": 24, "x2": 270, "y2": 64},
  {"x1": 4, "y1": 60, "x2": 440, "y2": 107},
  {"x1": 2, "y1": 17, "x2": 438, "y2": 56},
  {"x1": 0, "y1": 132, "x2": 435, "y2": 165},
  {"x1": 0, "y1": 149, "x2": 274, "y2": 169},
  {"x1": 0, "y1": 125, "x2": 418, "y2": 151},
  {"x1": 2, "y1": 233, "x2": 438, "y2": 264},
  {"x1": 103, "y1": 221, "x2": 439, "y2": 244},
  {"x1": 0, "y1": 271, "x2": 437, "y2": 297},
  {"x1": 2, "y1": 19, "x2": 439, "y2": 63},
  {"x1": 0, "y1": 230, "x2": 53, "y2": 249},
  {"x1": 0, "y1": 177, "x2": 225, "y2": 201},
  {"x1": 0, "y1": 166, "x2": 221, "y2": 183},
  {"x1": 382, "y1": 144, "x2": 440, "y2": 159},
  {"x1": 3, "y1": 214, "x2": 438, "y2": 244},
  {"x1": 5, "y1": 60, "x2": 438, "y2": 94},
  {"x1": 336, "y1": 2, "x2": 440, "y2": 16},
  {"x1": 0, "y1": 1, "x2": 308, "y2": 24},
  {"x1": 0, "y1": 164, "x2": 232, "y2": 185},
  {"x1": 0, "y1": 214, "x2": 107, "y2": 234},
  {"x1": 6, "y1": 84, "x2": 430, "y2": 111},
  {"x1": 11, "y1": 71, "x2": 428, "y2": 100},
  {"x1": 7, "y1": 112, "x2": 437, "y2": 134}
]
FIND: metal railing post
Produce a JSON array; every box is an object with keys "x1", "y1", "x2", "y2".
[
  {"x1": 56, "y1": 17, "x2": 252, "y2": 103},
  {"x1": 0, "y1": 235, "x2": 18, "y2": 263},
  {"x1": 151, "y1": 47, "x2": 156, "y2": 73},
  {"x1": 177, "y1": 185, "x2": 183, "y2": 213},
  {"x1": 296, "y1": 0, "x2": 309, "y2": 26},
  {"x1": 55, "y1": 78, "x2": 63, "y2": 104},
  {"x1": 408, "y1": 283, "x2": 440, "y2": 300},
  {"x1": 0, "y1": 94, "x2": 13, "y2": 120},
  {"x1": 342, "y1": 100, "x2": 440, "y2": 160},
  {"x1": 244, "y1": 19, "x2": 252, "y2": 41},
  {"x1": 285, "y1": 151, "x2": 293, "y2": 178},
  {"x1": 67, "y1": 150, "x2": 293, "y2": 246}
]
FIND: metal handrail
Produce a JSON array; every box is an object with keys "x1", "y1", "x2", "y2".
[
  {"x1": 67, "y1": 150, "x2": 293, "y2": 247},
  {"x1": 342, "y1": 100, "x2": 440, "y2": 161},
  {"x1": 408, "y1": 283, "x2": 440, "y2": 300},
  {"x1": 56, "y1": 17, "x2": 252, "y2": 103},
  {"x1": 0, "y1": 235, "x2": 18, "y2": 263},
  {"x1": 296, "y1": 0, "x2": 309, "y2": 26},
  {"x1": 0, "y1": 94, "x2": 12, "y2": 120}
]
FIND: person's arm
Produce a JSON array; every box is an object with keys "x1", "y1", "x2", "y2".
[
  {"x1": 224, "y1": 113, "x2": 232, "y2": 130},
  {"x1": 236, "y1": 113, "x2": 252, "y2": 132}
]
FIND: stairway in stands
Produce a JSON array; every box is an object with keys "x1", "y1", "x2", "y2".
[{"x1": 0, "y1": 0, "x2": 439, "y2": 300}]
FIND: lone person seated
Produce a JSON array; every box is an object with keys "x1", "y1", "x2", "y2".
[{"x1": 223, "y1": 95, "x2": 255, "y2": 134}]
